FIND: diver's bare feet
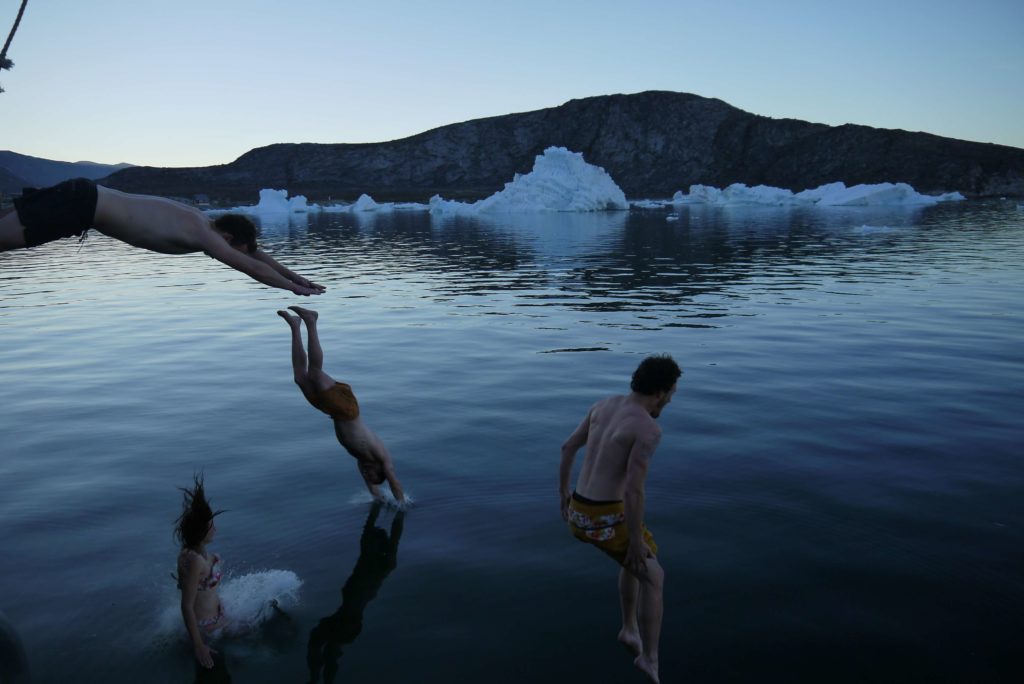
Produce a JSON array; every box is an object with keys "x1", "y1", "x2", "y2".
[
  {"x1": 618, "y1": 628, "x2": 643, "y2": 657},
  {"x1": 287, "y1": 305, "x2": 318, "y2": 323},
  {"x1": 634, "y1": 655, "x2": 659, "y2": 684},
  {"x1": 277, "y1": 310, "x2": 300, "y2": 326}
]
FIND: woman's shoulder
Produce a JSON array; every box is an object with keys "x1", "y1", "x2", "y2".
[{"x1": 178, "y1": 548, "x2": 209, "y2": 568}]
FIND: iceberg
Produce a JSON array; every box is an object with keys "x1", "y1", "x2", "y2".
[
  {"x1": 254, "y1": 188, "x2": 317, "y2": 213},
  {"x1": 430, "y1": 146, "x2": 628, "y2": 214},
  {"x1": 215, "y1": 188, "x2": 320, "y2": 216},
  {"x1": 673, "y1": 182, "x2": 964, "y2": 207}
]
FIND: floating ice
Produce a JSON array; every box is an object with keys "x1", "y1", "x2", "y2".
[
  {"x1": 797, "y1": 183, "x2": 964, "y2": 206},
  {"x1": 430, "y1": 147, "x2": 628, "y2": 214},
  {"x1": 673, "y1": 182, "x2": 964, "y2": 207},
  {"x1": 216, "y1": 189, "x2": 320, "y2": 216},
  {"x1": 631, "y1": 199, "x2": 667, "y2": 210},
  {"x1": 254, "y1": 189, "x2": 317, "y2": 213}
]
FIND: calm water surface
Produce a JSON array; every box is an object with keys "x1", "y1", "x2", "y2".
[{"x1": 1, "y1": 201, "x2": 1022, "y2": 683}]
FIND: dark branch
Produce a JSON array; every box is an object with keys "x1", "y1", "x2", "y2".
[{"x1": 0, "y1": 0, "x2": 29, "y2": 92}]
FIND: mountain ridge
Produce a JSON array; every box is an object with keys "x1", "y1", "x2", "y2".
[
  {"x1": 19, "y1": 92, "x2": 1024, "y2": 200},
  {"x1": 0, "y1": 151, "x2": 133, "y2": 194}
]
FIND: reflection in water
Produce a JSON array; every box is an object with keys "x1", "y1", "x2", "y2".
[
  {"x1": 246, "y1": 202, "x2": 1002, "y2": 333},
  {"x1": 307, "y1": 503, "x2": 404, "y2": 684},
  {"x1": 0, "y1": 610, "x2": 30, "y2": 684}
]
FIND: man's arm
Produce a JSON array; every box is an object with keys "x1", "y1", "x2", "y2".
[
  {"x1": 559, "y1": 407, "x2": 592, "y2": 520},
  {"x1": 199, "y1": 232, "x2": 321, "y2": 295},
  {"x1": 622, "y1": 427, "x2": 661, "y2": 579},
  {"x1": 251, "y1": 249, "x2": 325, "y2": 292},
  {"x1": 380, "y1": 452, "x2": 405, "y2": 503}
]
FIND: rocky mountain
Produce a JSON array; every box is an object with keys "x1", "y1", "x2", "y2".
[
  {"x1": 103, "y1": 91, "x2": 1024, "y2": 201},
  {"x1": 0, "y1": 151, "x2": 133, "y2": 193}
]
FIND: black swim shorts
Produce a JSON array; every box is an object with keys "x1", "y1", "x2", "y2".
[{"x1": 13, "y1": 178, "x2": 99, "y2": 247}]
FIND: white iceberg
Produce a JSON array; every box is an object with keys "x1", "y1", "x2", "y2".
[
  {"x1": 215, "y1": 189, "x2": 321, "y2": 216},
  {"x1": 430, "y1": 146, "x2": 628, "y2": 214},
  {"x1": 254, "y1": 188, "x2": 317, "y2": 213},
  {"x1": 796, "y1": 182, "x2": 964, "y2": 206},
  {"x1": 673, "y1": 181, "x2": 964, "y2": 207}
]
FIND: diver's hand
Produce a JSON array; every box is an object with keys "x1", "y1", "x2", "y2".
[
  {"x1": 624, "y1": 538, "x2": 651, "y2": 579},
  {"x1": 560, "y1": 490, "x2": 571, "y2": 521},
  {"x1": 194, "y1": 642, "x2": 217, "y2": 669},
  {"x1": 292, "y1": 274, "x2": 326, "y2": 292},
  {"x1": 290, "y1": 282, "x2": 323, "y2": 296}
]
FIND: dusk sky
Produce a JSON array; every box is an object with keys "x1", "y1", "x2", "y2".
[{"x1": 2, "y1": 0, "x2": 1022, "y2": 168}]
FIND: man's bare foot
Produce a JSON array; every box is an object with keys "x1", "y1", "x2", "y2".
[
  {"x1": 618, "y1": 628, "x2": 643, "y2": 658},
  {"x1": 634, "y1": 655, "x2": 659, "y2": 684},
  {"x1": 277, "y1": 310, "x2": 300, "y2": 326},
  {"x1": 287, "y1": 305, "x2": 318, "y2": 323}
]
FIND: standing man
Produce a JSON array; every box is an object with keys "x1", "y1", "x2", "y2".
[
  {"x1": 0, "y1": 178, "x2": 324, "y2": 295},
  {"x1": 559, "y1": 354, "x2": 681, "y2": 684}
]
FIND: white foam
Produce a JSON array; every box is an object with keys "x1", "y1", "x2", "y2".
[
  {"x1": 346, "y1": 489, "x2": 415, "y2": 511},
  {"x1": 430, "y1": 147, "x2": 628, "y2": 214},
  {"x1": 673, "y1": 181, "x2": 964, "y2": 207},
  {"x1": 156, "y1": 569, "x2": 302, "y2": 639}
]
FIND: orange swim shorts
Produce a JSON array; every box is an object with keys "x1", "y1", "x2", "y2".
[
  {"x1": 308, "y1": 382, "x2": 360, "y2": 421},
  {"x1": 567, "y1": 491, "x2": 657, "y2": 564}
]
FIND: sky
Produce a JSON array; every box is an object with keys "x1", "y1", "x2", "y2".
[{"x1": 1, "y1": 0, "x2": 1022, "y2": 168}]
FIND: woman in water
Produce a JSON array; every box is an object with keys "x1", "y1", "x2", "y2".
[{"x1": 174, "y1": 475, "x2": 227, "y2": 669}]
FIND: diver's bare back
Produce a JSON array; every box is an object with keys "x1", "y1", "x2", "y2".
[
  {"x1": 93, "y1": 186, "x2": 214, "y2": 254},
  {"x1": 576, "y1": 395, "x2": 661, "y2": 501}
]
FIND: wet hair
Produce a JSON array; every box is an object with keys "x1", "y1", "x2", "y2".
[
  {"x1": 173, "y1": 474, "x2": 225, "y2": 550},
  {"x1": 213, "y1": 214, "x2": 258, "y2": 252},
  {"x1": 630, "y1": 354, "x2": 682, "y2": 396}
]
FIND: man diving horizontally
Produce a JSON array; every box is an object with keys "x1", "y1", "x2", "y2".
[{"x1": 0, "y1": 178, "x2": 324, "y2": 296}]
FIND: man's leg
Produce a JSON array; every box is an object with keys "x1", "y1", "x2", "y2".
[
  {"x1": 277, "y1": 310, "x2": 311, "y2": 388},
  {"x1": 288, "y1": 306, "x2": 333, "y2": 391},
  {"x1": 618, "y1": 567, "x2": 642, "y2": 656},
  {"x1": 0, "y1": 209, "x2": 27, "y2": 251},
  {"x1": 633, "y1": 557, "x2": 664, "y2": 684}
]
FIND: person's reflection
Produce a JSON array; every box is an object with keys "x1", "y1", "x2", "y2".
[{"x1": 307, "y1": 502, "x2": 404, "y2": 683}]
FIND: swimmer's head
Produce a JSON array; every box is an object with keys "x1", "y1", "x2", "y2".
[
  {"x1": 174, "y1": 474, "x2": 225, "y2": 550},
  {"x1": 213, "y1": 214, "x2": 258, "y2": 253},
  {"x1": 631, "y1": 354, "x2": 682, "y2": 416},
  {"x1": 358, "y1": 460, "x2": 386, "y2": 486}
]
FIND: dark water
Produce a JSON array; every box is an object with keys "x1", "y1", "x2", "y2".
[{"x1": 1, "y1": 201, "x2": 1022, "y2": 683}]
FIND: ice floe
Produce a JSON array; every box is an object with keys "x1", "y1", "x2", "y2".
[
  {"x1": 672, "y1": 182, "x2": 964, "y2": 207},
  {"x1": 429, "y1": 147, "x2": 628, "y2": 214},
  {"x1": 254, "y1": 188, "x2": 316, "y2": 213},
  {"x1": 209, "y1": 159, "x2": 966, "y2": 220}
]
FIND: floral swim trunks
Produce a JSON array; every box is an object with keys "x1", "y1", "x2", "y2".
[{"x1": 567, "y1": 491, "x2": 657, "y2": 564}]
